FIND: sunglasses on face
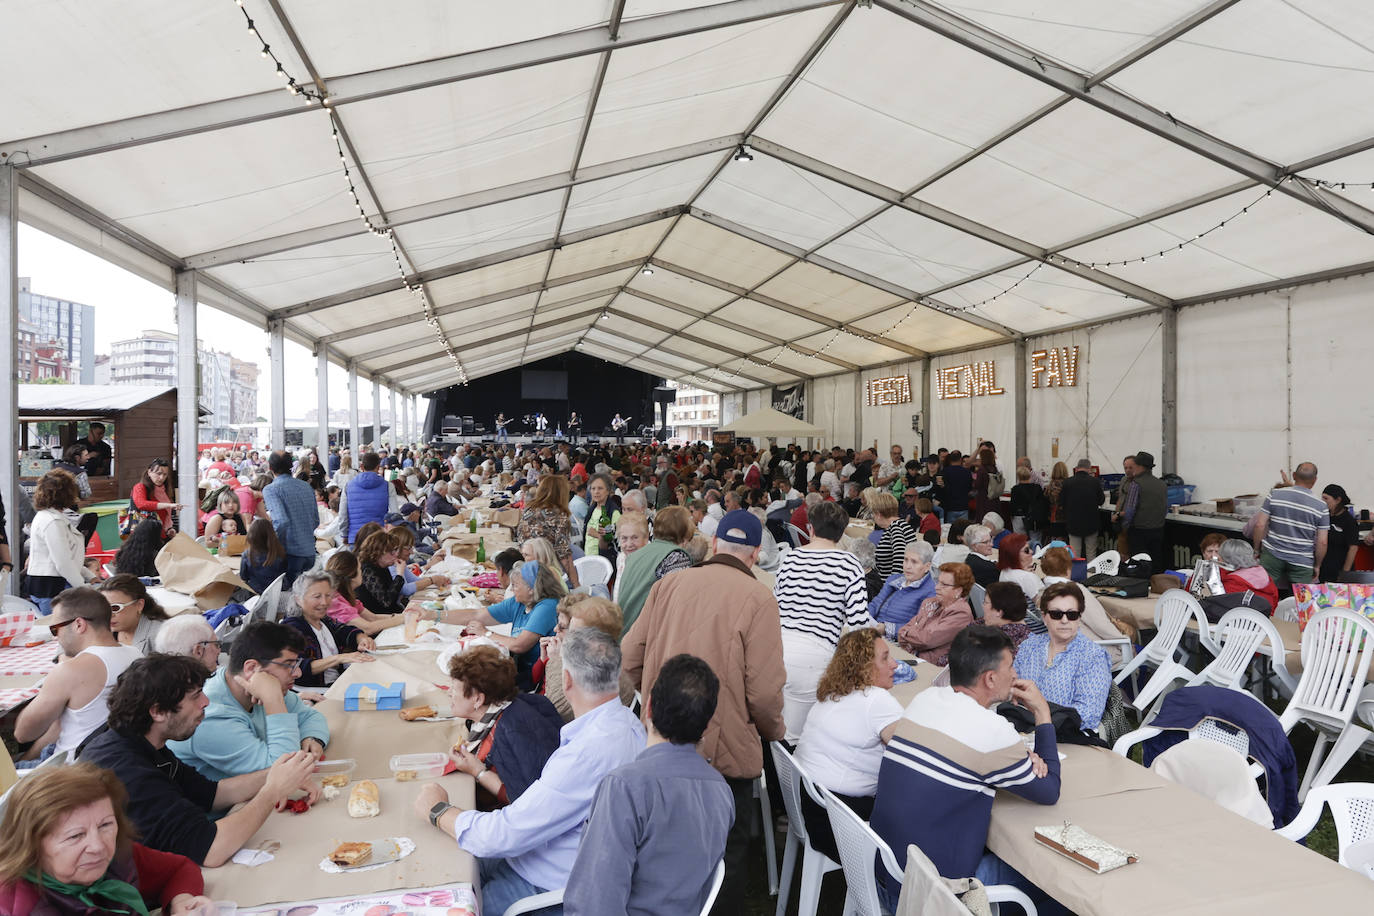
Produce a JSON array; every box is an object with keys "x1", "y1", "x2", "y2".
[
  {"x1": 1045, "y1": 610, "x2": 1082, "y2": 621},
  {"x1": 48, "y1": 616, "x2": 90, "y2": 637}
]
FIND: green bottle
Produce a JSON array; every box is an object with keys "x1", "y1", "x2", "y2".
[
  {"x1": 469, "y1": 513, "x2": 478, "y2": 533},
  {"x1": 476, "y1": 536, "x2": 486, "y2": 564}
]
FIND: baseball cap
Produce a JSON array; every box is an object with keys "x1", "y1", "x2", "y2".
[
  {"x1": 384, "y1": 512, "x2": 407, "y2": 526},
  {"x1": 399, "y1": 502, "x2": 420, "y2": 515},
  {"x1": 716, "y1": 509, "x2": 762, "y2": 547}
]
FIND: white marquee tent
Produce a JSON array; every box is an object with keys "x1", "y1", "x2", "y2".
[{"x1": 4, "y1": 0, "x2": 1374, "y2": 517}]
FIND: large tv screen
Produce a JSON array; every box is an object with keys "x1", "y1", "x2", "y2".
[{"x1": 521, "y1": 369, "x2": 568, "y2": 400}]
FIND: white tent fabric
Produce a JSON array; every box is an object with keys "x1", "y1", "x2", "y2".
[
  {"x1": 6, "y1": 0, "x2": 1374, "y2": 408},
  {"x1": 716, "y1": 406, "x2": 826, "y2": 437}
]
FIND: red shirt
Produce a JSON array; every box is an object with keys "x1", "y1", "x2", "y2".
[{"x1": 789, "y1": 504, "x2": 811, "y2": 544}]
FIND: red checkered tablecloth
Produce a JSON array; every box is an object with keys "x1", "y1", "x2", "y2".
[{"x1": 0, "y1": 641, "x2": 59, "y2": 714}]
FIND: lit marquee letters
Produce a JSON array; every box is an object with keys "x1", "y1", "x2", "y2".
[
  {"x1": 866, "y1": 375, "x2": 912, "y2": 406},
  {"x1": 1030, "y1": 346, "x2": 1080, "y2": 388},
  {"x1": 936, "y1": 362, "x2": 1004, "y2": 399}
]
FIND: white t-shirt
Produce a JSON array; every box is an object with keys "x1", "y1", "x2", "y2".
[
  {"x1": 1001, "y1": 568, "x2": 1044, "y2": 603},
  {"x1": 820, "y1": 470, "x2": 841, "y2": 499},
  {"x1": 794, "y1": 687, "x2": 904, "y2": 796},
  {"x1": 312, "y1": 621, "x2": 341, "y2": 685}
]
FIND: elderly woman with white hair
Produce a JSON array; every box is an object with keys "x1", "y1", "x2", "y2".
[
  {"x1": 153, "y1": 614, "x2": 222, "y2": 672},
  {"x1": 281, "y1": 569, "x2": 377, "y2": 688},
  {"x1": 982, "y1": 511, "x2": 1008, "y2": 548},
  {"x1": 867, "y1": 540, "x2": 935, "y2": 635},
  {"x1": 1217, "y1": 538, "x2": 1280, "y2": 611},
  {"x1": 963, "y1": 523, "x2": 1001, "y2": 587}
]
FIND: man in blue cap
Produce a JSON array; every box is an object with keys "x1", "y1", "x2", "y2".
[{"x1": 622, "y1": 508, "x2": 786, "y2": 911}]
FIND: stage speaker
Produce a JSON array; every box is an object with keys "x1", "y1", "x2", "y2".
[{"x1": 462, "y1": 415, "x2": 474, "y2": 434}]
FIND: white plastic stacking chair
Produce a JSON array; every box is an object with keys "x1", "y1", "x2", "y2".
[
  {"x1": 699, "y1": 860, "x2": 726, "y2": 915},
  {"x1": 1274, "y1": 596, "x2": 1299, "y2": 623},
  {"x1": 756, "y1": 771, "x2": 779, "y2": 896},
  {"x1": 1277, "y1": 783, "x2": 1374, "y2": 869},
  {"x1": 1186, "y1": 608, "x2": 1297, "y2": 697},
  {"x1": 770, "y1": 743, "x2": 841, "y2": 916},
  {"x1": 969, "y1": 583, "x2": 986, "y2": 619},
  {"x1": 786, "y1": 522, "x2": 807, "y2": 548},
  {"x1": 1086, "y1": 550, "x2": 1120, "y2": 577},
  {"x1": 1113, "y1": 590, "x2": 1212, "y2": 712},
  {"x1": 573, "y1": 554, "x2": 613, "y2": 589},
  {"x1": 1279, "y1": 609, "x2": 1374, "y2": 799},
  {"x1": 1114, "y1": 714, "x2": 1267, "y2": 787},
  {"x1": 896, "y1": 841, "x2": 1036, "y2": 916},
  {"x1": 502, "y1": 889, "x2": 564, "y2": 915}
]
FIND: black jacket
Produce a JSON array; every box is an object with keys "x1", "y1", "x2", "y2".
[
  {"x1": 282, "y1": 614, "x2": 365, "y2": 687},
  {"x1": 1058, "y1": 471, "x2": 1106, "y2": 535},
  {"x1": 965, "y1": 552, "x2": 1000, "y2": 587}
]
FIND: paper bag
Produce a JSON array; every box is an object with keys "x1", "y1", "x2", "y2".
[
  {"x1": 155, "y1": 532, "x2": 249, "y2": 610},
  {"x1": 220, "y1": 534, "x2": 248, "y2": 557},
  {"x1": 490, "y1": 508, "x2": 521, "y2": 530}
]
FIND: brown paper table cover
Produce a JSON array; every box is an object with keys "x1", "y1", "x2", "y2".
[{"x1": 201, "y1": 772, "x2": 476, "y2": 907}]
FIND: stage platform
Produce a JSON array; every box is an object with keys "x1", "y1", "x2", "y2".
[{"x1": 429, "y1": 434, "x2": 652, "y2": 447}]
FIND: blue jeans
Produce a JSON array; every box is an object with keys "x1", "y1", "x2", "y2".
[
  {"x1": 945, "y1": 510, "x2": 968, "y2": 524},
  {"x1": 282, "y1": 554, "x2": 315, "y2": 590},
  {"x1": 30, "y1": 597, "x2": 54, "y2": 616},
  {"x1": 477, "y1": 857, "x2": 560, "y2": 915},
  {"x1": 975, "y1": 851, "x2": 1069, "y2": 915}
]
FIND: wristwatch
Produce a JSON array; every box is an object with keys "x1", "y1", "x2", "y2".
[{"x1": 428, "y1": 801, "x2": 455, "y2": 827}]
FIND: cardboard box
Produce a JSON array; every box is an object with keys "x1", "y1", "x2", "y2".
[
  {"x1": 344, "y1": 682, "x2": 406, "y2": 711},
  {"x1": 1215, "y1": 498, "x2": 1235, "y2": 514}
]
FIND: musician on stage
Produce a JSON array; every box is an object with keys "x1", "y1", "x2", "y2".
[
  {"x1": 534, "y1": 412, "x2": 549, "y2": 437},
  {"x1": 567, "y1": 411, "x2": 582, "y2": 444},
  {"x1": 611, "y1": 412, "x2": 628, "y2": 445},
  {"x1": 494, "y1": 412, "x2": 509, "y2": 444}
]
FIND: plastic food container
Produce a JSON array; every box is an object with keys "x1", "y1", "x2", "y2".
[
  {"x1": 312, "y1": 758, "x2": 357, "y2": 777},
  {"x1": 389, "y1": 752, "x2": 449, "y2": 780}
]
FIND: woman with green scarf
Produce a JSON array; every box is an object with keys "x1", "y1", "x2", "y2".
[
  {"x1": 582, "y1": 473, "x2": 622, "y2": 562},
  {"x1": 615, "y1": 506, "x2": 695, "y2": 637},
  {"x1": 0, "y1": 763, "x2": 209, "y2": 916}
]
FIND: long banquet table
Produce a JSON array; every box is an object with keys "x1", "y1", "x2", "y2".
[{"x1": 885, "y1": 643, "x2": 1373, "y2": 913}]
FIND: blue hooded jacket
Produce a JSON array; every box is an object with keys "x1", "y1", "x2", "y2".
[{"x1": 345, "y1": 471, "x2": 389, "y2": 544}]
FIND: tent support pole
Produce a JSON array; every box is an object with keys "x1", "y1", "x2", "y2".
[
  {"x1": 0, "y1": 166, "x2": 20, "y2": 591},
  {"x1": 1161, "y1": 309, "x2": 1178, "y2": 476},
  {"x1": 920, "y1": 358, "x2": 932, "y2": 458},
  {"x1": 316, "y1": 345, "x2": 330, "y2": 453},
  {"x1": 175, "y1": 270, "x2": 199, "y2": 537},
  {"x1": 348, "y1": 363, "x2": 360, "y2": 453},
  {"x1": 389, "y1": 385, "x2": 397, "y2": 450},
  {"x1": 371, "y1": 380, "x2": 381, "y2": 449},
  {"x1": 269, "y1": 320, "x2": 286, "y2": 452},
  {"x1": 1014, "y1": 340, "x2": 1028, "y2": 463}
]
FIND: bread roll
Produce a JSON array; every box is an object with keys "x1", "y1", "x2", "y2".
[
  {"x1": 399, "y1": 706, "x2": 436, "y2": 721},
  {"x1": 348, "y1": 779, "x2": 380, "y2": 818}
]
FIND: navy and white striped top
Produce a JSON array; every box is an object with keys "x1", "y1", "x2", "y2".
[
  {"x1": 1260, "y1": 485, "x2": 1330, "y2": 566},
  {"x1": 773, "y1": 548, "x2": 869, "y2": 646},
  {"x1": 874, "y1": 517, "x2": 918, "y2": 579}
]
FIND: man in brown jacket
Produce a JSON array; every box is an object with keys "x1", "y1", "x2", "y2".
[{"x1": 623, "y1": 508, "x2": 786, "y2": 911}]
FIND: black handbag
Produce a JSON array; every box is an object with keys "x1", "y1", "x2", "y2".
[{"x1": 1198, "y1": 589, "x2": 1272, "y2": 623}]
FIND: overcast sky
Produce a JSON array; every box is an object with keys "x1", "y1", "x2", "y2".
[{"x1": 18, "y1": 224, "x2": 430, "y2": 427}]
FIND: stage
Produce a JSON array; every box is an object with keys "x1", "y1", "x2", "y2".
[{"x1": 429, "y1": 434, "x2": 657, "y2": 448}]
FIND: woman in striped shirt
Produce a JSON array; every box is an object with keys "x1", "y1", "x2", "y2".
[{"x1": 773, "y1": 500, "x2": 871, "y2": 739}]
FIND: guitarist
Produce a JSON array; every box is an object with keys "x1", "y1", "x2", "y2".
[{"x1": 494, "y1": 412, "x2": 509, "y2": 444}]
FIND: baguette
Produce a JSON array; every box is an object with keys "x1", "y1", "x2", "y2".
[
  {"x1": 347, "y1": 779, "x2": 380, "y2": 818},
  {"x1": 398, "y1": 706, "x2": 436, "y2": 721},
  {"x1": 329, "y1": 841, "x2": 372, "y2": 867}
]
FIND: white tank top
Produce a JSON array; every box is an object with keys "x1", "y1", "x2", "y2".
[{"x1": 55, "y1": 644, "x2": 144, "y2": 757}]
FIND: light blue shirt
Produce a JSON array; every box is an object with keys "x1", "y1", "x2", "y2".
[
  {"x1": 168, "y1": 668, "x2": 330, "y2": 781},
  {"x1": 451, "y1": 697, "x2": 646, "y2": 891},
  {"x1": 1013, "y1": 631, "x2": 1112, "y2": 730}
]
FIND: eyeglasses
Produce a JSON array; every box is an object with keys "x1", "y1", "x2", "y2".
[
  {"x1": 1045, "y1": 610, "x2": 1082, "y2": 621},
  {"x1": 195, "y1": 639, "x2": 221, "y2": 651},
  {"x1": 48, "y1": 617, "x2": 91, "y2": 637},
  {"x1": 107, "y1": 601, "x2": 133, "y2": 614},
  {"x1": 265, "y1": 657, "x2": 304, "y2": 672}
]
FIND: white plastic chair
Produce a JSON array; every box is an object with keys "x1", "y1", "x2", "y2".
[
  {"x1": 1274, "y1": 596, "x2": 1298, "y2": 623},
  {"x1": 756, "y1": 771, "x2": 779, "y2": 895},
  {"x1": 573, "y1": 554, "x2": 613, "y2": 589},
  {"x1": 1113, "y1": 590, "x2": 1214, "y2": 712},
  {"x1": 1086, "y1": 550, "x2": 1120, "y2": 577},
  {"x1": 771, "y1": 742, "x2": 841, "y2": 916},
  {"x1": 502, "y1": 890, "x2": 564, "y2": 915},
  {"x1": 1186, "y1": 607, "x2": 1297, "y2": 697},
  {"x1": 824, "y1": 786, "x2": 1034, "y2": 916},
  {"x1": 1130, "y1": 552, "x2": 1153, "y2": 564},
  {"x1": 1277, "y1": 782, "x2": 1374, "y2": 868},
  {"x1": 896, "y1": 841, "x2": 1036, "y2": 916},
  {"x1": 249, "y1": 573, "x2": 289, "y2": 623},
  {"x1": 786, "y1": 522, "x2": 807, "y2": 548},
  {"x1": 1279, "y1": 609, "x2": 1374, "y2": 799},
  {"x1": 969, "y1": 583, "x2": 986, "y2": 620},
  {"x1": 699, "y1": 859, "x2": 726, "y2": 914}
]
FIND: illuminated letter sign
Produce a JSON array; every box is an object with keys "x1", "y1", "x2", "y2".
[
  {"x1": 866, "y1": 375, "x2": 912, "y2": 406},
  {"x1": 1030, "y1": 346, "x2": 1080, "y2": 389},
  {"x1": 936, "y1": 362, "x2": 1004, "y2": 399}
]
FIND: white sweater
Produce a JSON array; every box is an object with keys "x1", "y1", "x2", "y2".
[{"x1": 29, "y1": 508, "x2": 87, "y2": 587}]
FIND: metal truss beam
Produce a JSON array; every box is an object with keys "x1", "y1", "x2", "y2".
[
  {"x1": 187, "y1": 137, "x2": 738, "y2": 269},
  {"x1": 0, "y1": 0, "x2": 840, "y2": 168},
  {"x1": 579, "y1": 336, "x2": 744, "y2": 391},
  {"x1": 602, "y1": 307, "x2": 789, "y2": 386},
  {"x1": 873, "y1": 0, "x2": 1374, "y2": 236}
]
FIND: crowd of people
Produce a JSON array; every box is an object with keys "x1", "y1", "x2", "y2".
[{"x1": 2, "y1": 429, "x2": 1367, "y2": 915}]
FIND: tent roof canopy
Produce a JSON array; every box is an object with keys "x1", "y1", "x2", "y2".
[
  {"x1": 8, "y1": 0, "x2": 1374, "y2": 395},
  {"x1": 717, "y1": 406, "x2": 826, "y2": 438}
]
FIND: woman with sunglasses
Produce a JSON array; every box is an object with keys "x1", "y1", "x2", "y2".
[
  {"x1": 99, "y1": 575, "x2": 170, "y2": 655},
  {"x1": 1013, "y1": 581, "x2": 1112, "y2": 731}
]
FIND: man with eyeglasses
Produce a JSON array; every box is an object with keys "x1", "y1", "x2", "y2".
[
  {"x1": 14, "y1": 587, "x2": 142, "y2": 766},
  {"x1": 166, "y1": 621, "x2": 330, "y2": 781},
  {"x1": 80, "y1": 654, "x2": 320, "y2": 867},
  {"x1": 872, "y1": 625, "x2": 1066, "y2": 914},
  {"x1": 154, "y1": 614, "x2": 223, "y2": 672}
]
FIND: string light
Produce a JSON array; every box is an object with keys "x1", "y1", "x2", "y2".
[{"x1": 230, "y1": 0, "x2": 467, "y2": 384}]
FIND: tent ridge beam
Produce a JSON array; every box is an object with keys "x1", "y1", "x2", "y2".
[
  {"x1": 872, "y1": 0, "x2": 1374, "y2": 236},
  {"x1": 603, "y1": 305, "x2": 806, "y2": 380},
  {"x1": 1174, "y1": 259, "x2": 1374, "y2": 307},
  {"x1": 0, "y1": 0, "x2": 840, "y2": 168},
  {"x1": 592, "y1": 321, "x2": 776, "y2": 388},
  {"x1": 620, "y1": 287, "x2": 826, "y2": 366}
]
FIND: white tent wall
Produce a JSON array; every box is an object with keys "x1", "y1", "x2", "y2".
[
  {"x1": 745, "y1": 389, "x2": 769, "y2": 416},
  {"x1": 1178, "y1": 272, "x2": 1374, "y2": 504},
  {"x1": 859, "y1": 360, "x2": 924, "y2": 455},
  {"x1": 719, "y1": 392, "x2": 745, "y2": 429},
  {"x1": 928, "y1": 344, "x2": 1017, "y2": 457},
  {"x1": 1024, "y1": 315, "x2": 1162, "y2": 476},
  {"x1": 809, "y1": 372, "x2": 859, "y2": 449}
]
